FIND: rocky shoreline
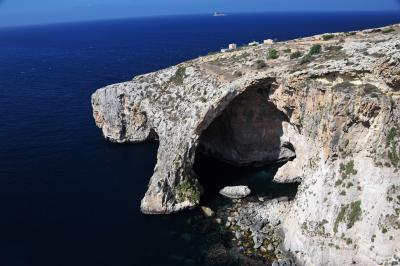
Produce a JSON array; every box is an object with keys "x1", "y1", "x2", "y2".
[{"x1": 200, "y1": 193, "x2": 298, "y2": 266}]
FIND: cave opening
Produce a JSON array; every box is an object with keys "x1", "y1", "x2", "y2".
[{"x1": 194, "y1": 83, "x2": 299, "y2": 205}]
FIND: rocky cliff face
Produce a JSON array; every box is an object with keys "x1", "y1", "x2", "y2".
[{"x1": 92, "y1": 24, "x2": 400, "y2": 265}]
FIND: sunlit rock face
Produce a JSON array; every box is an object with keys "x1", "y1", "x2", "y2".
[
  {"x1": 198, "y1": 86, "x2": 295, "y2": 166},
  {"x1": 92, "y1": 24, "x2": 400, "y2": 265}
]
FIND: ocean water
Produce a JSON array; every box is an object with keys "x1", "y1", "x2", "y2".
[{"x1": 0, "y1": 12, "x2": 399, "y2": 266}]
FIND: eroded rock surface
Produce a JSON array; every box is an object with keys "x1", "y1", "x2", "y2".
[{"x1": 92, "y1": 24, "x2": 400, "y2": 265}]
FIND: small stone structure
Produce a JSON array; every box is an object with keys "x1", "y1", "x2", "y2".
[
  {"x1": 248, "y1": 41, "x2": 260, "y2": 46},
  {"x1": 229, "y1": 43, "x2": 237, "y2": 50},
  {"x1": 264, "y1": 39, "x2": 274, "y2": 44}
]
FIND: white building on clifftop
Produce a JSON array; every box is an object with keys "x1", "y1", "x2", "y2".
[
  {"x1": 264, "y1": 39, "x2": 274, "y2": 44},
  {"x1": 229, "y1": 43, "x2": 237, "y2": 50}
]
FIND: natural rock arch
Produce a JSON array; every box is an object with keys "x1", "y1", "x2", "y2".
[
  {"x1": 197, "y1": 83, "x2": 296, "y2": 167},
  {"x1": 137, "y1": 77, "x2": 302, "y2": 214}
]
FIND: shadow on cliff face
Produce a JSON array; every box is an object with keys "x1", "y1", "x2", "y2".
[
  {"x1": 198, "y1": 84, "x2": 295, "y2": 167},
  {"x1": 194, "y1": 81, "x2": 298, "y2": 204}
]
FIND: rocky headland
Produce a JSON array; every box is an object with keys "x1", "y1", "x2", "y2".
[{"x1": 92, "y1": 24, "x2": 400, "y2": 265}]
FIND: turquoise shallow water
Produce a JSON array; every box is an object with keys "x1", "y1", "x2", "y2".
[{"x1": 0, "y1": 12, "x2": 399, "y2": 266}]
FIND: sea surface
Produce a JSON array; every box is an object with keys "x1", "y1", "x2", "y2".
[{"x1": 0, "y1": 12, "x2": 399, "y2": 266}]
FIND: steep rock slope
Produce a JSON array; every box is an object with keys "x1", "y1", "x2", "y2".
[{"x1": 92, "y1": 25, "x2": 400, "y2": 265}]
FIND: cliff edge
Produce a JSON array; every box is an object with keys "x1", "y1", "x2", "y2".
[{"x1": 92, "y1": 24, "x2": 400, "y2": 265}]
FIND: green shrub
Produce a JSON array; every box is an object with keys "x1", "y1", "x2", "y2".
[
  {"x1": 335, "y1": 180, "x2": 343, "y2": 187},
  {"x1": 347, "y1": 201, "x2": 362, "y2": 229},
  {"x1": 176, "y1": 179, "x2": 200, "y2": 203},
  {"x1": 309, "y1": 44, "x2": 322, "y2": 55},
  {"x1": 340, "y1": 160, "x2": 358, "y2": 178},
  {"x1": 334, "y1": 201, "x2": 362, "y2": 233},
  {"x1": 382, "y1": 28, "x2": 395, "y2": 34},
  {"x1": 386, "y1": 127, "x2": 398, "y2": 147},
  {"x1": 386, "y1": 126, "x2": 399, "y2": 167},
  {"x1": 170, "y1": 66, "x2": 186, "y2": 85},
  {"x1": 388, "y1": 147, "x2": 399, "y2": 167},
  {"x1": 267, "y1": 48, "x2": 279, "y2": 59},
  {"x1": 290, "y1": 51, "x2": 302, "y2": 59},
  {"x1": 283, "y1": 48, "x2": 292, "y2": 53},
  {"x1": 300, "y1": 53, "x2": 312, "y2": 64},
  {"x1": 298, "y1": 44, "x2": 322, "y2": 64},
  {"x1": 334, "y1": 205, "x2": 347, "y2": 233},
  {"x1": 323, "y1": 34, "x2": 335, "y2": 41}
]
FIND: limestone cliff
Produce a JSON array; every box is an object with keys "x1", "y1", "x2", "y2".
[{"x1": 92, "y1": 24, "x2": 400, "y2": 265}]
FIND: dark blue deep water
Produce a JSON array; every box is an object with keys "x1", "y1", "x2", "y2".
[{"x1": 0, "y1": 12, "x2": 399, "y2": 266}]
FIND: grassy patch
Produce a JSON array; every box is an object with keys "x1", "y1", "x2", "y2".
[
  {"x1": 283, "y1": 48, "x2": 292, "y2": 53},
  {"x1": 298, "y1": 44, "x2": 322, "y2": 64},
  {"x1": 382, "y1": 28, "x2": 395, "y2": 34}
]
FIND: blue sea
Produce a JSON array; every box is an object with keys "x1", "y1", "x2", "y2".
[{"x1": 0, "y1": 12, "x2": 399, "y2": 266}]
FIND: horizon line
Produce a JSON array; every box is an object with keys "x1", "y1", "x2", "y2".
[{"x1": 1, "y1": 10, "x2": 400, "y2": 30}]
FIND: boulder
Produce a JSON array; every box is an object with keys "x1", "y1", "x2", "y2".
[
  {"x1": 219, "y1": 186, "x2": 251, "y2": 199},
  {"x1": 201, "y1": 206, "x2": 215, "y2": 217}
]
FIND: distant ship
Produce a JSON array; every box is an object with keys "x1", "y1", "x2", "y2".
[{"x1": 213, "y1": 12, "x2": 227, "y2": 17}]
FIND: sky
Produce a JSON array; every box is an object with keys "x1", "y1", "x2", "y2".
[{"x1": 0, "y1": 0, "x2": 399, "y2": 27}]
